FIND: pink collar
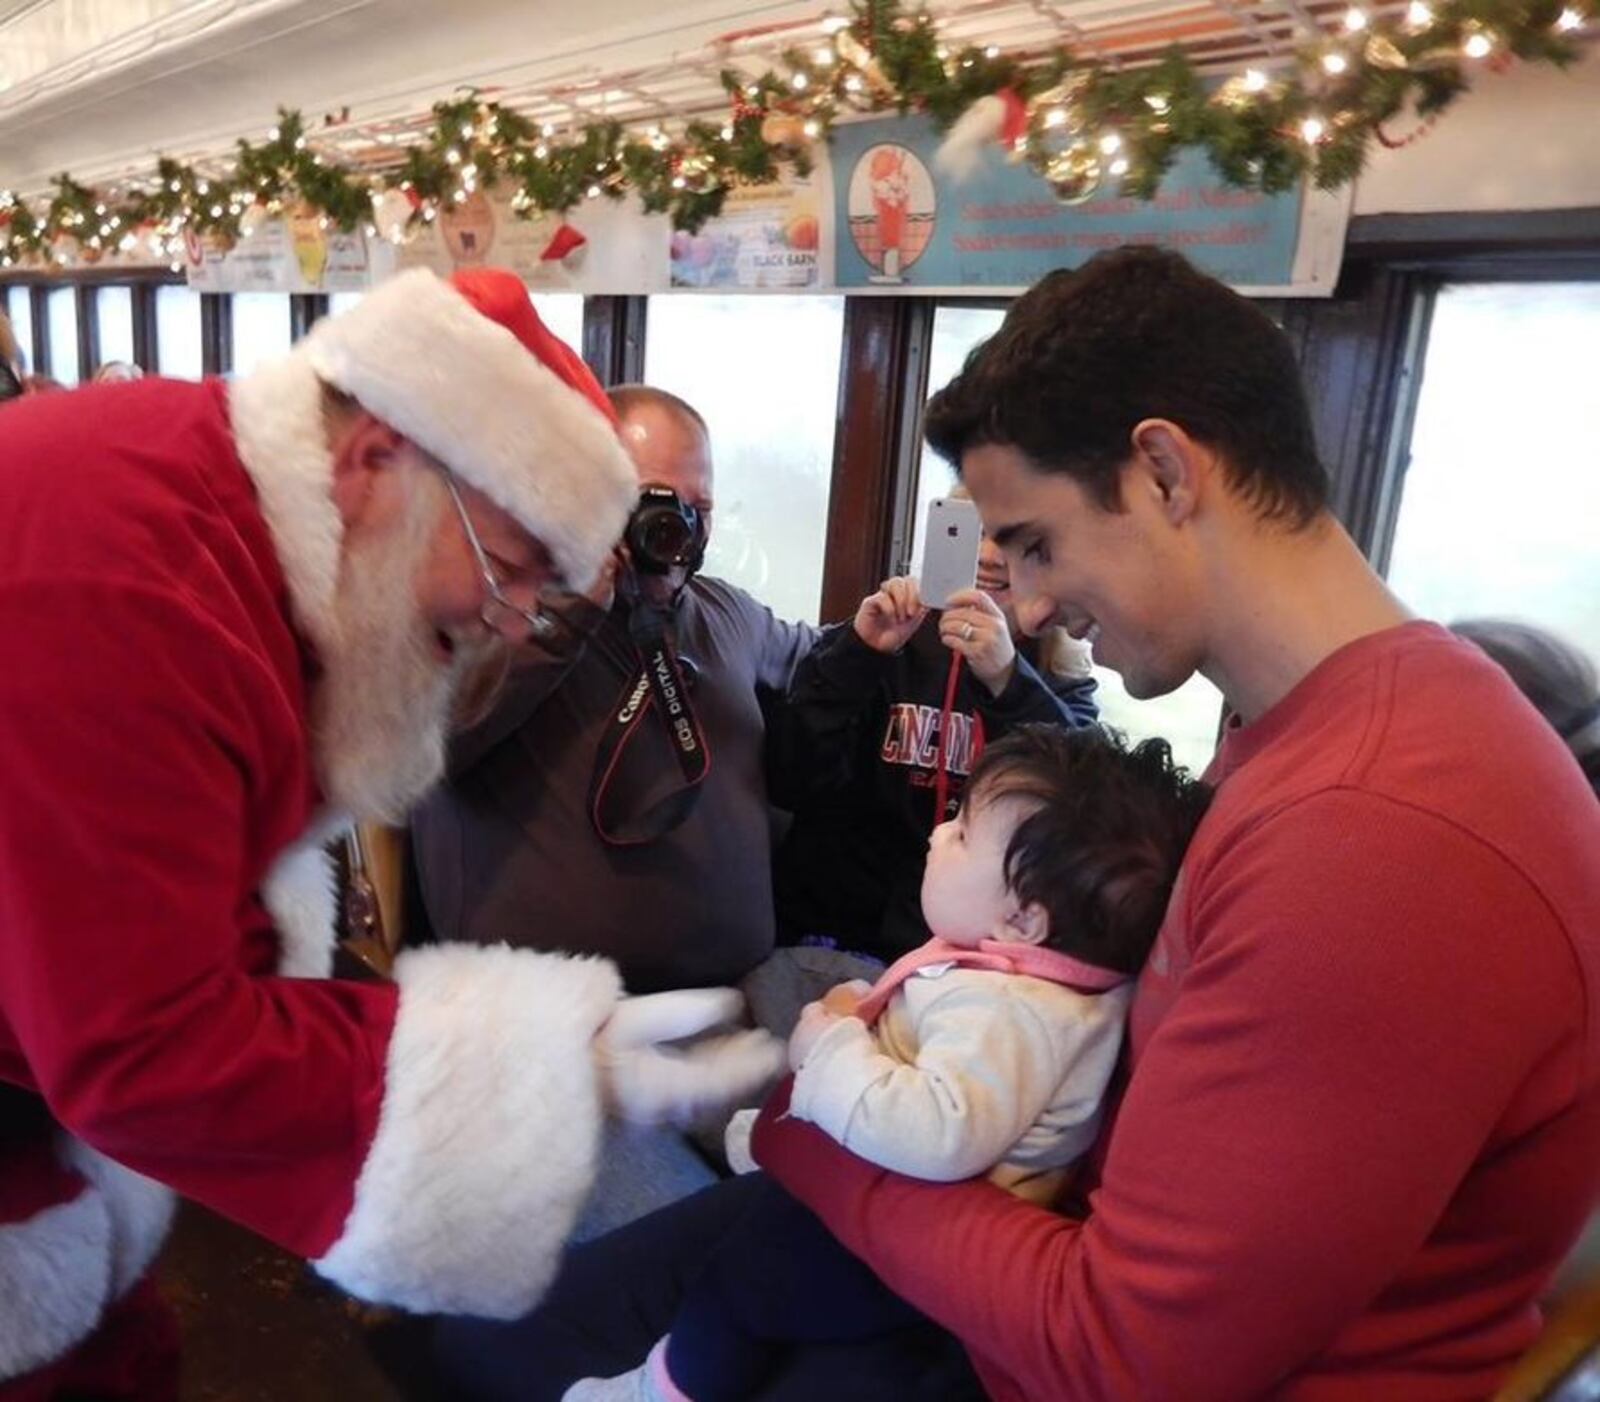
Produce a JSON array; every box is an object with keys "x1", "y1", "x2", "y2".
[{"x1": 853, "y1": 935, "x2": 1127, "y2": 1025}]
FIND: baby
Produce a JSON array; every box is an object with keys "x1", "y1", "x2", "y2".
[{"x1": 568, "y1": 723, "x2": 1210, "y2": 1402}]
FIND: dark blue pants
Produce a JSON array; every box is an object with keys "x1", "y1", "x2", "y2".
[
  {"x1": 666, "y1": 1175, "x2": 927, "y2": 1400},
  {"x1": 430, "y1": 1173, "x2": 986, "y2": 1402}
]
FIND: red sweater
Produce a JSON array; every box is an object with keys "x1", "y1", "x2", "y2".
[{"x1": 755, "y1": 622, "x2": 1600, "y2": 1401}]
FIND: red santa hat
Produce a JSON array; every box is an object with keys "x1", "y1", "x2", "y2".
[{"x1": 298, "y1": 267, "x2": 634, "y2": 590}]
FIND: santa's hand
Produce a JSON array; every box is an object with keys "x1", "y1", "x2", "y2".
[{"x1": 594, "y1": 989, "x2": 785, "y2": 1127}]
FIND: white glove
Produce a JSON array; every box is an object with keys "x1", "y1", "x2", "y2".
[{"x1": 593, "y1": 988, "x2": 786, "y2": 1128}]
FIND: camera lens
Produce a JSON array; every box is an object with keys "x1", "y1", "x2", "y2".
[{"x1": 640, "y1": 510, "x2": 692, "y2": 565}]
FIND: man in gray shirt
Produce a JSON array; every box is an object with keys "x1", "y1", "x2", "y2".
[{"x1": 410, "y1": 386, "x2": 817, "y2": 994}]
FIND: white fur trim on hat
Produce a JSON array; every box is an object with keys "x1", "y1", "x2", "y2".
[
  {"x1": 301, "y1": 270, "x2": 636, "y2": 591},
  {"x1": 313, "y1": 944, "x2": 622, "y2": 1317}
]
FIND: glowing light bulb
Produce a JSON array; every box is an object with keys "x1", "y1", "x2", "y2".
[
  {"x1": 1322, "y1": 52, "x2": 1349, "y2": 73},
  {"x1": 1301, "y1": 116, "x2": 1326, "y2": 142},
  {"x1": 1244, "y1": 68, "x2": 1270, "y2": 92},
  {"x1": 1344, "y1": 7, "x2": 1368, "y2": 29},
  {"x1": 1464, "y1": 30, "x2": 1493, "y2": 56}
]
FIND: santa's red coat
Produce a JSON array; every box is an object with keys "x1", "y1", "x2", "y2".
[{"x1": 0, "y1": 376, "x2": 621, "y2": 1388}]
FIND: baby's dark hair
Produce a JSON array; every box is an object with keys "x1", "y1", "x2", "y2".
[{"x1": 965, "y1": 725, "x2": 1211, "y2": 974}]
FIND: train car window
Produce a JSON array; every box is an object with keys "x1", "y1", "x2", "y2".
[
  {"x1": 5, "y1": 286, "x2": 34, "y2": 372},
  {"x1": 911, "y1": 304, "x2": 1007, "y2": 570},
  {"x1": 1388, "y1": 282, "x2": 1600, "y2": 662},
  {"x1": 156, "y1": 286, "x2": 204, "y2": 379},
  {"x1": 231, "y1": 293, "x2": 293, "y2": 377},
  {"x1": 97, "y1": 286, "x2": 135, "y2": 369},
  {"x1": 331, "y1": 289, "x2": 581, "y2": 348},
  {"x1": 644, "y1": 293, "x2": 845, "y2": 624},
  {"x1": 913, "y1": 300, "x2": 1224, "y2": 777},
  {"x1": 529, "y1": 293, "x2": 584, "y2": 350},
  {"x1": 47, "y1": 287, "x2": 79, "y2": 385}
]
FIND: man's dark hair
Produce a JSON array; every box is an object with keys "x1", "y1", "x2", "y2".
[
  {"x1": 923, "y1": 247, "x2": 1328, "y2": 526},
  {"x1": 966, "y1": 724, "x2": 1211, "y2": 974},
  {"x1": 607, "y1": 384, "x2": 709, "y2": 438}
]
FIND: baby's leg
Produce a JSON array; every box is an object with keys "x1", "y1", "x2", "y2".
[{"x1": 666, "y1": 1177, "x2": 925, "y2": 1400}]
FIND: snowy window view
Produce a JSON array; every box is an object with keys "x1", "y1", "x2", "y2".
[
  {"x1": 156, "y1": 286, "x2": 203, "y2": 378},
  {"x1": 231, "y1": 294, "x2": 292, "y2": 376},
  {"x1": 7, "y1": 287, "x2": 35, "y2": 372},
  {"x1": 1387, "y1": 282, "x2": 1600, "y2": 666},
  {"x1": 96, "y1": 287, "x2": 135, "y2": 369},
  {"x1": 47, "y1": 287, "x2": 79, "y2": 385},
  {"x1": 915, "y1": 302, "x2": 1224, "y2": 777},
  {"x1": 645, "y1": 294, "x2": 845, "y2": 625}
]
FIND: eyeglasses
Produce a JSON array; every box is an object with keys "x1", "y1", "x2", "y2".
[{"x1": 443, "y1": 474, "x2": 557, "y2": 641}]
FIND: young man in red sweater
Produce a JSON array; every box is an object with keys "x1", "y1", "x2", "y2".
[{"x1": 437, "y1": 248, "x2": 1600, "y2": 1402}]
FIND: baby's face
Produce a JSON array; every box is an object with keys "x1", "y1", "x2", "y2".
[{"x1": 921, "y1": 792, "x2": 1030, "y2": 947}]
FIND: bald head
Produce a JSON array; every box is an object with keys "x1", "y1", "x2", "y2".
[{"x1": 607, "y1": 385, "x2": 714, "y2": 519}]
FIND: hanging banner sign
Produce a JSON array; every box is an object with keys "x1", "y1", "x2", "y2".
[
  {"x1": 185, "y1": 210, "x2": 375, "y2": 293},
  {"x1": 828, "y1": 113, "x2": 1350, "y2": 297},
  {"x1": 394, "y1": 191, "x2": 669, "y2": 294},
  {"x1": 668, "y1": 175, "x2": 827, "y2": 290}
]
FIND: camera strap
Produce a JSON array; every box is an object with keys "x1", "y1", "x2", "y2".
[{"x1": 589, "y1": 605, "x2": 712, "y2": 846}]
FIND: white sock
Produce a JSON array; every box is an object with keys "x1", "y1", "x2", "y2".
[
  {"x1": 561, "y1": 1338, "x2": 680, "y2": 1402},
  {"x1": 724, "y1": 1107, "x2": 761, "y2": 1175}
]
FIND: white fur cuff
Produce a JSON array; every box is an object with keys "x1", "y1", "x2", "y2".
[{"x1": 314, "y1": 944, "x2": 621, "y2": 1318}]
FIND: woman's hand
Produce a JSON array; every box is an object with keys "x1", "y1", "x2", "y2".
[
  {"x1": 940, "y1": 587, "x2": 1017, "y2": 696},
  {"x1": 854, "y1": 576, "x2": 928, "y2": 655}
]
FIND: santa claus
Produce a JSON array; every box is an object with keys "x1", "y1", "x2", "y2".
[{"x1": 0, "y1": 268, "x2": 783, "y2": 1397}]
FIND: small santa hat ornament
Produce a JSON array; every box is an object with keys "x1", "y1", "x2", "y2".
[
  {"x1": 539, "y1": 221, "x2": 587, "y2": 266},
  {"x1": 935, "y1": 89, "x2": 1029, "y2": 182},
  {"x1": 298, "y1": 267, "x2": 634, "y2": 589}
]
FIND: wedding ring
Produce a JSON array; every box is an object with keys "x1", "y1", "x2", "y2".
[{"x1": 962, "y1": 622, "x2": 974, "y2": 641}]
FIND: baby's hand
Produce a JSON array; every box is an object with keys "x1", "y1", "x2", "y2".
[
  {"x1": 821, "y1": 979, "x2": 874, "y2": 1018},
  {"x1": 788, "y1": 1000, "x2": 842, "y2": 1071}
]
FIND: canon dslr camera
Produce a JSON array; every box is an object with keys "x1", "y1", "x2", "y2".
[{"x1": 625, "y1": 486, "x2": 706, "y2": 575}]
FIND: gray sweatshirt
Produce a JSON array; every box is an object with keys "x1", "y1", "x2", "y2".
[{"x1": 410, "y1": 577, "x2": 817, "y2": 993}]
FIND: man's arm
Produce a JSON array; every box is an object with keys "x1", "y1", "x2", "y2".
[
  {"x1": 0, "y1": 581, "x2": 621, "y2": 1318},
  {"x1": 756, "y1": 792, "x2": 1579, "y2": 1399}
]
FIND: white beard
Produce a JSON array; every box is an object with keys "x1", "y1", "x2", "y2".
[{"x1": 310, "y1": 471, "x2": 464, "y2": 823}]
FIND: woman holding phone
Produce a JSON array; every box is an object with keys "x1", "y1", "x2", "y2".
[{"x1": 769, "y1": 502, "x2": 1100, "y2": 963}]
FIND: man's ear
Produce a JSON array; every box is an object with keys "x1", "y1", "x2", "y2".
[
  {"x1": 329, "y1": 411, "x2": 407, "y2": 531},
  {"x1": 999, "y1": 901, "x2": 1051, "y2": 947},
  {"x1": 1129, "y1": 418, "x2": 1205, "y2": 527}
]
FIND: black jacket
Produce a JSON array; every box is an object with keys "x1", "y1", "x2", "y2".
[{"x1": 769, "y1": 616, "x2": 1098, "y2": 962}]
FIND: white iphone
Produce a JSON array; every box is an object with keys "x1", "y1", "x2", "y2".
[{"x1": 918, "y1": 497, "x2": 982, "y2": 609}]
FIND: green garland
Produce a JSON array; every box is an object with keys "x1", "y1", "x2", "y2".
[{"x1": 0, "y1": 0, "x2": 1591, "y2": 268}]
